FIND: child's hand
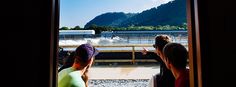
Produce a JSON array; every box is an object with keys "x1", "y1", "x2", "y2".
[{"x1": 141, "y1": 47, "x2": 149, "y2": 55}]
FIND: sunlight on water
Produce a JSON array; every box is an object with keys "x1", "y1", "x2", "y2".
[
  {"x1": 59, "y1": 36, "x2": 187, "y2": 46},
  {"x1": 59, "y1": 36, "x2": 127, "y2": 46}
]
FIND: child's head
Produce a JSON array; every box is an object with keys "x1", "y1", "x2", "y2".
[{"x1": 163, "y1": 43, "x2": 188, "y2": 69}]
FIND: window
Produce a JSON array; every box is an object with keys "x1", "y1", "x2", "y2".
[{"x1": 56, "y1": 0, "x2": 196, "y2": 87}]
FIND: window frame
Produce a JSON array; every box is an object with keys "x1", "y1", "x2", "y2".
[{"x1": 50, "y1": 0, "x2": 202, "y2": 87}]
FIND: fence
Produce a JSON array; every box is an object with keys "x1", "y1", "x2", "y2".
[{"x1": 59, "y1": 44, "x2": 188, "y2": 64}]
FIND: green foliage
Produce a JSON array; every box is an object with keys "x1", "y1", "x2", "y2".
[
  {"x1": 60, "y1": 25, "x2": 85, "y2": 30},
  {"x1": 61, "y1": 23, "x2": 187, "y2": 34},
  {"x1": 85, "y1": 24, "x2": 110, "y2": 34},
  {"x1": 84, "y1": 12, "x2": 136, "y2": 28},
  {"x1": 59, "y1": 26, "x2": 70, "y2": 30},
  {"x1": 71, "y1": 26, "x2": 81, "y2": 30},
  {"x1": 84, "y1": 0, "x2": 186, "y2": 28},
  {"x1": 82, "y1": 24, "x2": 187, "y2": 34}
]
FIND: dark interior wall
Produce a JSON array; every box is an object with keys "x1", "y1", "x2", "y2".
[
  {"x1": 197, "y1": 0, "x2": 236, "y2": 86},
  {"x1": 5, "y1": 0, "x2": 235, "y2": 87},
  {"x1": 9, "y1": 0, "x2": 55, "y2": 87}
]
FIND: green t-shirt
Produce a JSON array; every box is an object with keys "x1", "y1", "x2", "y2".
[{"x1": 58, "y1": 67, "x2": 85, "y2": 87}]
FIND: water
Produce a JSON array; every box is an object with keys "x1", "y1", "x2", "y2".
[
  {"x1": 59, "y1": 33, "x2": 188, "y2": 51},
  {"x1": 59, "y1": 35, "x2": 187, "y2": 45}
]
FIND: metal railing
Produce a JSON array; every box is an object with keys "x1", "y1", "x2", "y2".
[{"x1": 59, "y1": 44, "x2": 188, "y2": 64}]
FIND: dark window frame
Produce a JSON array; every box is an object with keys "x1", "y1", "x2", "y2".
[{"x1": 50, "y1": 0, "x2": 202, "y2": 87}]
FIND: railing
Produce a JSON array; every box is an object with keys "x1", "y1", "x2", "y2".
[{"x1": 59, "y1": 44, "x2": 188, "y2": 64}]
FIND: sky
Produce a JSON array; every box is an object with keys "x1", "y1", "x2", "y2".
[{"x1": 60, "y1": 0, "x2": 173, "y2": 28}]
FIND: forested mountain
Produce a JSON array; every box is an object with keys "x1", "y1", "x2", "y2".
[
  {"x1": 84, "y1": 0, "x2": 186, "y2": 28},
  {"x1": 84, "y1": 12, "x2": 136, "y2": 28}
]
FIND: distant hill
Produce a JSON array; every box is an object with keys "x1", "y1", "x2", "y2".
[
  {"x1": 84, "y1": 12, "x2": 136, "y2": 28},
  {"x1": 84, "y1": 0, "x2": 186, "y2": 28}
]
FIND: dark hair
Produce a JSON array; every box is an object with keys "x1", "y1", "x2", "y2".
[
  {"x1": 74, "y1": 43, "x2": 98, "y2": 63},
  {"x1": 163, "y1": 43, "x2": 188, "y2": 69},
  {"x1": 154, "y1": 35, "x2": 172, "y2": 51}
]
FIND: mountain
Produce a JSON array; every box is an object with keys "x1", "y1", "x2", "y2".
[
  {"x1": 84, "y1": 12, "x2": 136, "y2": 28},
  {"x1": 84, "y1": 0, "x2": 186, "y2": 28}
]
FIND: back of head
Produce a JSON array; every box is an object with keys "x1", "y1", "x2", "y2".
[
  {"x1": 74, "y1": 43, "x2": 98, "y2": 64},
  {"x1": 163, "y1": 43, "x2": 188, "y2": 69},
  {"x1": 154, "y1": 35, "x2": 172, "y2": 51}
]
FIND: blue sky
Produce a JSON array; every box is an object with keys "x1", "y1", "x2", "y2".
[{"x1": 60, "y1": 0, "x2": 173, "y2": 28}]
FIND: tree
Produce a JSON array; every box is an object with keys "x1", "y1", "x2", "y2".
[
  {"x1": 60, "y1": 26, "x2": 70, "y2": 30},
  {"x1": 72, "y1": 26, "x2": 81, "y2": 30}
]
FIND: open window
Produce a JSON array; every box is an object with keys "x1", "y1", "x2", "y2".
[{"x1": 54, "y1": 0, "x2": 201, "y2": 87}]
